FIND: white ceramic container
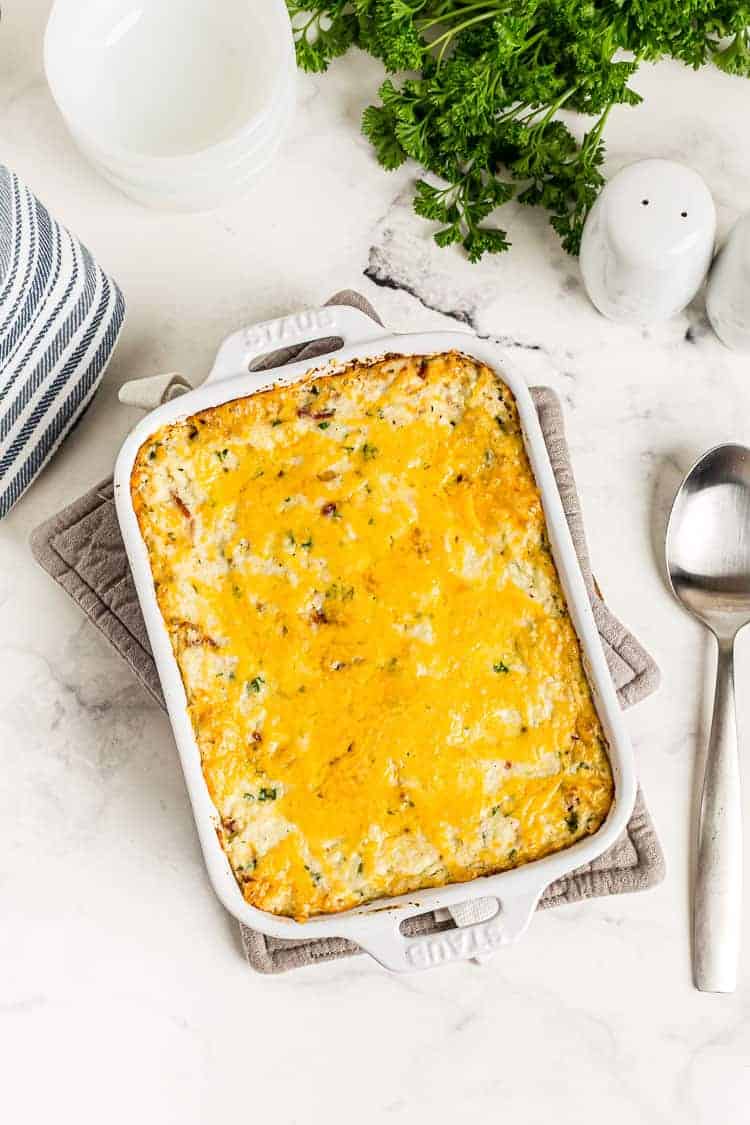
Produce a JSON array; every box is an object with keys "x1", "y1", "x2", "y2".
[
  {"x1": 114, "y1": 305, "x2": 637, "y2": 972},
  {"x1": 44, "y1": 0, "x2": 295, "y2": 211},
  {"x1": 706, "y1": 213, "x2": 750, "y2": 351},
  {"x1": 580, "y1": 159, "x2": 716, "y2": 324}
]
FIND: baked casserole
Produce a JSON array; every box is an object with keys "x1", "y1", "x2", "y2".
[{"x1": 132, "y1": 352, "x2": 614, "y2": 920}]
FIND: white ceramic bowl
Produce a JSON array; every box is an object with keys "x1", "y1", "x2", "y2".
[{"x1": 44, "y1": 0, "x2": 296, "y2": 210}]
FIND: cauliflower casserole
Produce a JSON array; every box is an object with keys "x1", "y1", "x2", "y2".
[{"x1": 132, "y1": 352, "x2": 613, "y2": 919}]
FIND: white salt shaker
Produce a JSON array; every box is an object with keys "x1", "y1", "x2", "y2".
[
  {"x1": 580, "y1": 159, "x2": 716, "y2": 324},
  {"x1": 706, "y1": 214, "x2": 750, "y2": 351}
]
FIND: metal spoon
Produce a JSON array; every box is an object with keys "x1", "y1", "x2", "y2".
[{"x1": 666, "y1": 443, "x2": 750, "y2": 993}]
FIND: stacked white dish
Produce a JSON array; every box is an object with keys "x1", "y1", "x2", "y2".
[{"x1": 44, "y1": 0, "x2": 296, "y2": 211}]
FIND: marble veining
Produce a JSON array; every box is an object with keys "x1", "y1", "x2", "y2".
[{"x1": 1, "y1": 4, "x2": 750, "y2": 1123}]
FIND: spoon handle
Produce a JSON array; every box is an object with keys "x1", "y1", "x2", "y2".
[{"x1": 694, "y1": 638, "x2": 742, "y2": 992}]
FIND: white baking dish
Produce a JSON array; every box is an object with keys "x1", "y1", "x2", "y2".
[{"x1": 114, "y1": 303, "x2": 637, "y2": 972}]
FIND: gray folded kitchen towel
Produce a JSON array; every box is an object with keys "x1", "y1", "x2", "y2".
[{"x1": 30, "y1": 290, "x2": 665, "y2": 973}]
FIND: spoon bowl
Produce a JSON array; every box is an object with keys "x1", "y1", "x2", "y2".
[
  {"x1": 666, "y1": 443, "x2": 750, "y2": 993},
  {"x1": 667, "y1": 444, "x2": 750, "y2": 636}
]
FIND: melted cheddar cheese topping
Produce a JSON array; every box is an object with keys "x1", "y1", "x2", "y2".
[{"x1": 132, "y1": 352, "x2": 613, "y2": 919}]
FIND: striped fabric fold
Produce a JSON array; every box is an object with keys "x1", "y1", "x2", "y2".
[{"x1": 0, "y1": 166, "x2": 125, "y2": 519}]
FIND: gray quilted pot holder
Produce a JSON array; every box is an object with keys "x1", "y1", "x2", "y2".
[{"x1": 30, "y1": 290, "x2": 665, "y2": 973}]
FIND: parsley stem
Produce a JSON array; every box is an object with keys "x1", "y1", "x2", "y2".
[
  {"x1": 429, "y1": 10, "x2": 502, "y2": 65},
  {"x1": 586, "y1": 100, "x2": 613, "y2": 150},
  {"x1": 418, "y1": 1, "x2": 508, "y2": 34},
  {"x1": 536, "y1": 86, "x2": 577, "y2": 127}
]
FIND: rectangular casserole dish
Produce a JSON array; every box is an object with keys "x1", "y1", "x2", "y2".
[{"x1": 114, "y1": 303, "x2": 637, "y2": 972}]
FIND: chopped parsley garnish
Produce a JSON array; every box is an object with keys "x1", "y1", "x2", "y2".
[
  {"x1": 258, "y1": 787, "x2": 277, "y2": 802},
  {"x1": 247, "y1": 675, "x2": 265, "y2": 694},
  {"x1": 493, "y1": 661, "x2": 510, "y2": 674},
  {"x1": 361, "y1": 442, "x2": 379, "y2": 459},
  {"x1": 566, "y1": 811, "x2": 579, "y2": 833},
  {"x1": 301, "y1": 537, "x2": 313, "y2": 549},
  {"x1": 318, "y1": 421, "x2": 330, "y2": 430},
  {"x1": 271, "y1": 418, "x2": 283, "y2": 427}
]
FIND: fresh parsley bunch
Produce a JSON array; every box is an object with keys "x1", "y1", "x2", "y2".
[{"x1": 286, "y1": 1, "x2": 750, "y2": 260}]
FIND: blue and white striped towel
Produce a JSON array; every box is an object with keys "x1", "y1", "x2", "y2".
[{"x1": 0, "y1": 166, "x2": 125, "y2": 518}]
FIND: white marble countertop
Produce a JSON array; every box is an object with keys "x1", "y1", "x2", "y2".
[{"x1": 3, "y1": 3, "x2": 750, "y2": 1122}]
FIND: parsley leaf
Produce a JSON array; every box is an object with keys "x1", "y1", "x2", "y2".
[{"x1": 287, "y1": 0, "x2": 359, "y2": 72}]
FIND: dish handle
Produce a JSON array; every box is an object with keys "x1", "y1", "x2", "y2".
[
  {"x1": 206, "y1": 304, "x2": 386, "y2": 385},
  {"x1": 350, "y1": 886, "x2": 544, "y2": 973},
  {"x1": 117, "y1": 305, "x2": 386, "y2": 410}
]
